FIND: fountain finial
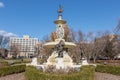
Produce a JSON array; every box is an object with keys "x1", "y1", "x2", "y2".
[
  {"x1": 54, "y1": 5, "x2": 66, "y2": 24},
  {"x1": 57, "y1": 5, "x2": 63, "y2": 15}
]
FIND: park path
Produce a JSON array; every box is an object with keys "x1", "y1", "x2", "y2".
[
  {"x1": 95, "y1": 72, "x2": 120, "y2": 80},
  {"x1": 0, "y1": 72, "x2": 26, "y2": 80},
  {"x1": 0, "y1": 72, "x2": 120, "y2": 80}
]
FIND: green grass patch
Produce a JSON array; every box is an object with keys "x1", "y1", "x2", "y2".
[
  {"x1": 25, "y1": 66, "x2": 95, "y2": 80},
  {"x1": 0, "y1": 65, "x2": 26, "y2": 77},
  {"x1": 95, "y1": 65, "x2": 120, "y2": 76}
]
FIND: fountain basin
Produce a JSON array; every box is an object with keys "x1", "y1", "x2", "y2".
[{"x1": 44, "y1": 41, "x2": 76, "y2": 48}]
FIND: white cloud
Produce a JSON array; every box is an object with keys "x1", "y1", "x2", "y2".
[
  {"x1": 0, "y1": 2, "x2": 4, "y2": 8},
  {"x1": 0, "y1": 30, "x2": 18, "y2": 37},
  {"x1": 4, "y1": 32, "x2": 17, "y2": 37},
  {"x1": 0, "y1": 30, "x2": 6, "y2": 35}
]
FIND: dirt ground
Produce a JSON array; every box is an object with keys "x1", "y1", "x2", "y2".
[
  {"x1": 95, "y1": 72, "x2": 120, "y2": 80},
  {"x1": 0, "y1": 73, "x2": 26, "y2": 80}
]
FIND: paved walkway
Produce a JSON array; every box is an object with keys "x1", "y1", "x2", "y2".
[
  {"x1": 0, "y1": 72, "x2": 120, "y2": 80},
  {"x1": 0, "y1": 73, "x2": 26, "y2": 80},
  {"x1": 95, "y1": 72, "x2": 120, "y2": 80}
]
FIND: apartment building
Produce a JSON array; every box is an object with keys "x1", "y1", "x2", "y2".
[{"x1": 8, "y1": 35, "x2": 39, "y2": 58}]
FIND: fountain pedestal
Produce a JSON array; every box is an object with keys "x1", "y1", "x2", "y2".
[
  {"x1": 56, "y1": 58, "x2": 64, "y2": 69},
  {"x1": 46, "y1": 51, "x2": 74, "y2": 69}
]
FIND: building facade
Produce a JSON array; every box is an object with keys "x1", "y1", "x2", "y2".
[{"x1": 8, "y1": 35, "x2": 39, "y2": 58}]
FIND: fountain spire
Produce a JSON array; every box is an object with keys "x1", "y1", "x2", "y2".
[
  {"x1": 57, "y1": 5, "x2": 63, "y2": 20},
  {"x1": 54, "y1": 5, "x2": 66, "y2": 39}
]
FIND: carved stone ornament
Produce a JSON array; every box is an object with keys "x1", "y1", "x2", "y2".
[{"x1": 56, "y1": 25, "x2": 64, "y2": 39}]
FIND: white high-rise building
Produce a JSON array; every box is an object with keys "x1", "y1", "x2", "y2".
[{"x1": 8, "y1": 35, "x2": 39, "y2": 58}]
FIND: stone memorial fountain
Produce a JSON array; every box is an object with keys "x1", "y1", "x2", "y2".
[{"x1": 28, "y1": 5, "x2": 82, "y2": 70}]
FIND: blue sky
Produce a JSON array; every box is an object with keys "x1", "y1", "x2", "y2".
[{"x1": 0, "y1": 0, "x2": 120, "y2": 40}]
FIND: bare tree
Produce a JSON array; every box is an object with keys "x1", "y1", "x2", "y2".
[
  {"x1": 102, "y1": 34, "x2": 118, "y2": 60},
  {"x1": 42, "y1": 35, "x2": 50, "y2": 42},
  {"x1": 0, "y1": 35, "x2": 4, "y2": 48},
  {"x1": 0, "y1": 35, "x2": 9, "y2": 48},
  {"x1": 10, "y1": 43, "x2": 20, "y2": 58},
  {"x1": 77, "y1": 30, "x2": 87, "y2": 59},
  {"x1": 69, "y1": 29, "x2": 76, "y2": 42},
  {"x1": 83, "y1": 32, "x2": 94, "y2": 62},
  {"x1": 78, "y1": 30, "x2": 86, "y2": 42},
  {"x1": 41, "y1": 34, "x2": 52, "y2": 62},
  {"x1": 92, "y1": 37, "x2": 106, "y2": 62},
  {"x1": 0, "y1": 35, "x2": 9, "y2": 58},
  {"x1": 91, "y1": 31, "x2": 111, "y2": 63},
  {"x1": 0, "y1": 48, "x2": 8, "y2": 58},
  {"x1": 91, "y1": 30, "x2": 119, "y2": 62},
  {"x1": 114, "y1": 19, "x2": 120, "y2": 35},
  {"x1": 70, "y1": 30, "x2": 86, "y2": 63},
  {"x1": 114, "y1": 19, "x2": 120, "y2": 59},
  {"x1": 64, "y1": 25, "x2": 70, "y2": 41}
]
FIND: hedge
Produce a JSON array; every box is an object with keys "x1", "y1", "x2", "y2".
[
  {"x1": 0, "y1": 65, "x2": 26, "y2": 76},
  {"x1": 95, "y1": 65, "x2": 120, "y2": 76},
  {"x1": 0, "y1": 60, "x2": 9, "y2": 67},
  {"x1": 25, "y1": 66, "x2": 95, "y2": 80},
  {"x1": 23, "y1": 58, "x2": 31, "y2": 63}
]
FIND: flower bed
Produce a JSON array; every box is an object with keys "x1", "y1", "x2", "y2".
[{"x1": 25, "y1": 66, "x2": 95, "y2": 80}]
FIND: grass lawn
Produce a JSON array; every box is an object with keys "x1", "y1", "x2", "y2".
[{"x1": 25, "y1": 65, "x2": 95, "y2": 80}]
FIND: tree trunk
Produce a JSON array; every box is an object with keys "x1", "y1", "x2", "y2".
[{"x1": 93, "y1": 57, "x2": 96, "y2": 63}]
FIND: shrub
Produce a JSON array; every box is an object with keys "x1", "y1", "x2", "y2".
[
  {"x1": 0, "y1": 60, "x2": 9, "y2": 68},
  {"x1": 25, "y1": 65, "x2": 95, "y2": 80},
  {"x1": 5, "y1": 58, "x2": 31, "y2": 65},
  {"x1": 95, "y1": 65, "x2": 120, "y2": 75},
  {"x1": 0, "y1": 64, "x2": 26, "y2": 76},
  {"x1": 13, "y1": 60, "x2": 22, "y2": 64},
  {"x1": 23, "y1": 58, "x2": 31, "y2": 63}
]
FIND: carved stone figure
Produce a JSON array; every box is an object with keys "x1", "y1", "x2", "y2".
[{"x1": 54, "y1": 40, "x2": 65, "y2": 58}]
